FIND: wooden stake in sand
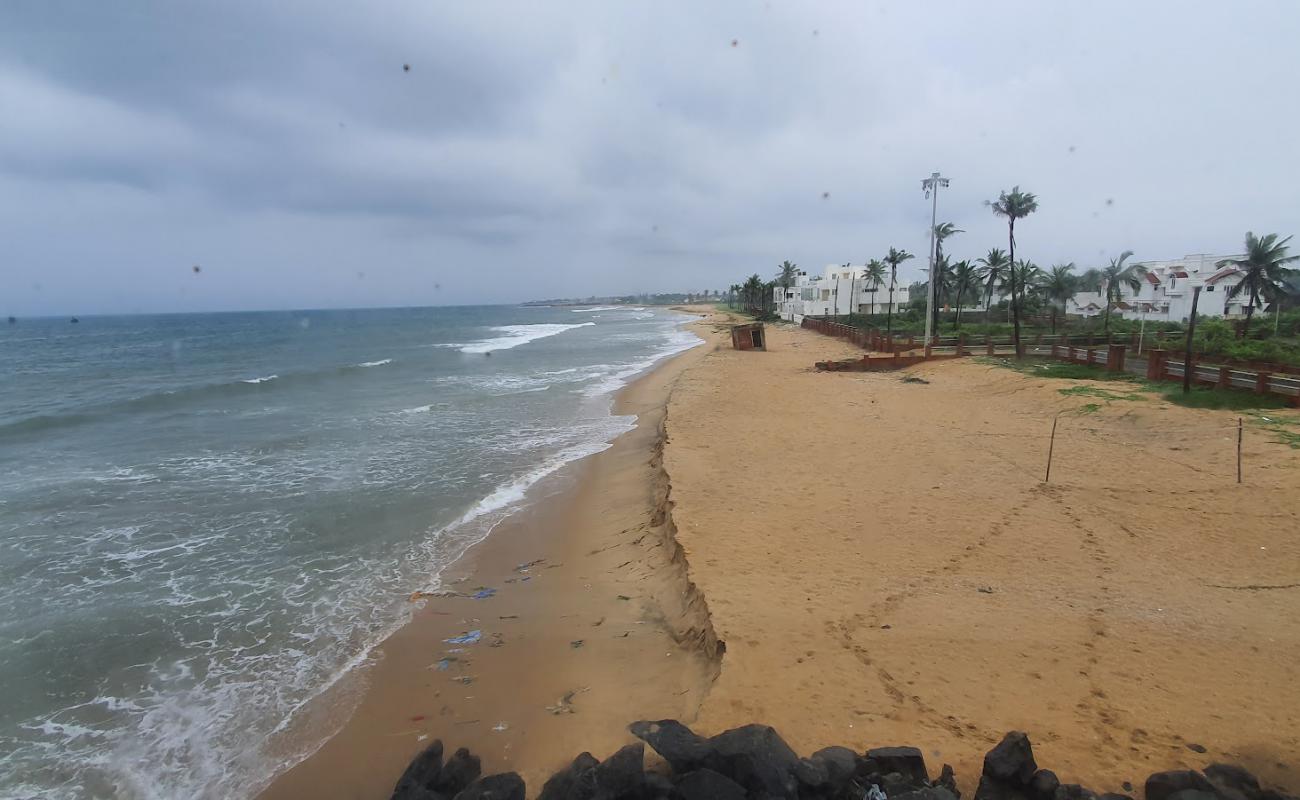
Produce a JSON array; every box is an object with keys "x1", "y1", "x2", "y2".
[
  {"x1": 1237, "y1": 416, "x2": 1243, "y2": 484},
  {"x1": 1045, "y1": 413, "x2": 1061, "y2": 483}
]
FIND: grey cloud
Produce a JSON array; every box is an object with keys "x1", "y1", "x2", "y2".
[{"x1": 2, "y1": 1, "x2": 1300, "y2": 314}]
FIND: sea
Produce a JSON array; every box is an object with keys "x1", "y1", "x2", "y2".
[{"x1": 0, "y1": 304, "x2": 700, "y2": 800}]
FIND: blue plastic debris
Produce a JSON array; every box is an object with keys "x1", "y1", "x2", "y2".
[
  {"x1": 435, "y1": 659, "x2": 452, "y2": 671},
  {"x1": 472, "y1": 588, "x2": 497, "y2": 600},
  {"x1": 444, "y1": 630, "x2": 482, "y2": 645}
]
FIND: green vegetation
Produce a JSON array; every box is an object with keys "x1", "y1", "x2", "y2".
[
  {"x1": 1255, "y1": 415, "x2": 1300, "y2": 448},
  {"x1": 979, "y1": 356, "x2": 1294, "y2": 411},
  {"x1": 1076, "y1": 402, "x2": 1102, "y2": 415},
  {"x1": 1058, "y1": 385, "x2": 1146, "y2": 402}
]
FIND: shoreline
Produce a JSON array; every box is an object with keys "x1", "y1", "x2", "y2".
[{"x1": 259, "y1": 307, "x2": 728, "y2": 798}]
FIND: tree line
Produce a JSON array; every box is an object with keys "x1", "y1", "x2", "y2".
[{"x1": 732, "y1": 186, "x2": 1298, "y2": 356}]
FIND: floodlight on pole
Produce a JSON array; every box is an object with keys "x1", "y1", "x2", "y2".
[{"x1": 921, "y1": 172, "x2": 950, "y2": 349}]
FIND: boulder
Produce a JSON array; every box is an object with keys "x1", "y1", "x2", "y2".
[
  {"x1": 793, "y1": 757, "x2": 830, "y2": 793},
  {"x1": 1098, "y1": 794, "x2": 1132, "y2": 800},
  {"x1": 868, "y1": 747, "x2": 930, "y2": 786},
  {"x1": 629, "y1": 720, "x2": 715, "y2": 774},
  {"x1": 1053, "y1": 785, "x2": 1096, "y2": 800},
  {"x1": 644, "y1": 772, "x2": 674, "y2": 799},
  {"x1": 885, "y1": 772, "x2": 922, "y2": 797},
  {"x1": 435, "y1": 748, "x2": 482, "y2": 796},
  {"x1": 893, "y1": 788, "x2": 961, "y2": 800},
  {"x1": 1146, "y1": 772, "x2": 1217, "y2": 800},
  {"x1": 707, "y1": 724, "x2": 801, "y2": 798},
  {"x1": 1164, "y1": 792, "x2": 1220, "y2": 800},
  {"x1": 594, "y1": 742, "x2": 647, "y2": 799},
  {"x1": 811, "y1": 746, "x2": 861, "y2": 794},
  {"x1": 1204, "y1": 765, "x2": 1261, "y2": 800},
  {"x1": 673, "y1": 768, "x2": 747, "y2": 800},
  {"x1": 451, "y1": 772, "x2": 525, "y2": 800},
  {"x1": 938, "y1": 764, "x2": 962, "y2": 800},
  {"x1": 392, "y1": 740, "x2": 445, "y2": 799},
  {"x1": 984, "y1": 732, "x2": 1038, "y2": 785},
  {"x1": 1030, "y1": 770, "x2": 1061, "y2": 800},
  {"x1": 538, "y1": 752, "x2": 599, "y2": 800}
]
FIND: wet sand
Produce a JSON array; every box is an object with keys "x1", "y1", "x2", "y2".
[{"x1": 260, "y1": 311, "x2": 725, "y2": 799}]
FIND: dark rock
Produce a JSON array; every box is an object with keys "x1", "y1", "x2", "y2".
[
  {"x1": 1186, "y1": 744, "x2": 1208, "y2": 754},
  {"x1": 868, "y1": 746, "x2": 929, "y2": 786},
  {"x1": 811, "y1": 746, "x2": 860, "y2": 793},
  {"x1": 1123, "y1": 784, "x2": 1134, "y2": 793},
  {"x1": 1030, "y1": 770, "x2": 1061, "y2": 800},
  {"x1": 793, "y1": 757, "x2": 830, "y2": 792},
  {"x1": 1098, "y1": 794, "x2": 1131, "y2": 800},
  {"x1": 939, "y1": 764, "x2": 962, "y2": 799},
  {"x1": 977, "y1": 774, "x2": 1031, "y2": 800},
  {"x1": 451, "y1": 772, "x2": 525, "y2": 800},
  {"x1": 893, "y1": 788, "x2": 961, "y2": 800},
  {"x1": 885, "y1": 772, "x2": 921, "y2": 797},
  {"x1": 1053, "y1": 785, "x2": 1096, "y2": 800},
  {"x1": 435, "y1": 748, "x2": 482, "y2": 796},
  {"x1": 1146, "y1": 772, "x2": 1216, "y2": 800},
  {"x1": 707, "y1": 724, "x2": 800, "y2": 798},
  {"x1": 1164, "y1": 792, "x2": 1219, "y2": 800},
  {"x1": 644, "y1": 772, "x2": 674, "y2": 799},
  {"x1": 538, "y1": 752, "x2": 599, "y2": 800},
  {"x1": 392, "y1": 740, "x2": 444, "y2": 799},
  {"x1": 984, "y1": 732, "x2": 1038, "y2": 785},
  {"x1": 630, "y1": 720, "x2": 715, "y2": 774},
  {"x1": 1204, "y1": 764, "x2": 1261, "y2": 799},
  {"x1": 594, "y1": 742, "x2": 647, "y2": 799},
  {"x1": 672, "y1": 768, "x2": 746, "y2": 800}
]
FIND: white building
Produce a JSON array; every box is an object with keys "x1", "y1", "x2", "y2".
[
  {"x1": 1069, "y1": 253, "x2": 1263, "y2": 324},
  {"x1": 773, "y1": 264, "x2": 910, "y2": 323}
]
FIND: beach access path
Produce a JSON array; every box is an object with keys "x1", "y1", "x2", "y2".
[{"x1": 664, "y1": 313, "x2": 1300, "y2": 796}]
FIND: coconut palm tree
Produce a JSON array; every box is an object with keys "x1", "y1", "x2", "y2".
[
  {"x1": 883, "y1": 247, "x2": 914, "y2": 337},
  {"x1": 742, "y1": 274, "x2": 764, "y2": 312},
  {"x1": 728, "y1": 283, "x2": 741, "y2": 308},
  {"x1": 988, "y1": 187, "x2": 1039, "y2": 356},
  {"x1": 951, "y1": 260, "x2": 980, "y2": 329},
  {"x1": 930, "y1": 222, "x2": 963, "y2": 333},
  {"x1": 1039, "y1": 263, "x2": 1078, "y2": 335},
  {"x1": 776, "y1": 260, "x2": 799, "y2": 289},
  {"x1": 1076, "y1": 268, "x2": 1104, "y2": 293},
  {"x1": 1012, "y1": 260, "x2": 1043, "y2": 311},
  {"x1": 1100, "y1": 250, "x2": 1144, "y2": 334},
  {"x1": 1217, "y1": 232, "x2": 1300, "y2": 338},
  {"x1": 864, "y1": 259, "x2": 886, "y2": 318},
  {"x1": 977, "y1": 248, "x2": 1010, "y2": 314}
]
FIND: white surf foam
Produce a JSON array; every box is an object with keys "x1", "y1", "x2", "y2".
[
  {"x1": 570, "y1": 306, "x2": 623, "y2": 312},
  {"x1": 355, "y1": 359, "x2": 392, "y2": 368},
  {"x1": 458, "y1": 323, "x2": 594, "y2": 354},
  {"x1": 241, "y1": 375, "x2": 278, "y2": 384}
]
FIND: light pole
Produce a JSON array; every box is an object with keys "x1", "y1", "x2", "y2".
[{"x1": 922, "y1": 172, "x2": 950, "y2": 349}]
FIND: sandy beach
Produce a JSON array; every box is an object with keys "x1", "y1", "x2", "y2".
[{"x1": 264, "y1": 309, "x2": 1300, "y2": 798}]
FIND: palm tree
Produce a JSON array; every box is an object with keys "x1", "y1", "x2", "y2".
[
  {"x1": 1100, "y1": 250, "x2": 1144, "y2": 334},
  {"x1": 1076, "y1": 268, "x2": 1104, "y2": 293},
  {"x1": 864, "y1": 259, "x2": 886, "y2": 319},
  {"x1": 988, "y1": 187, "x2": 1039, "y2": 357},
  {"x1": 931, "y1": 223, "x2": 963, "y2": 334},
  {"x1": 883, "y1": 247, "x2": 914, "y2": 338},
  {"x1": 976, "y1": 248, "x2": 1010, "y2": 314},
  {"x1": 1217, "y1": 232, "x2": 1300, "y2": 338},
  {"x1": 1039, "y1": 263, "x2": 1078, "y2": 335},
  {"x1": 776, "y1": 260, "x2": 799, "y2": 289},
  {"x1": 951, "y1": 260, "x2": 980, "y2": 328},
  {"x1": 728, "y1": 283, "x2": 741, "y2": 309},
  {"x1": 1012, "y1": 261, "x2": 1043, "y2": 312},
  {"x1": 742, "y1": 274, "x2": 764, "y2": 312}
]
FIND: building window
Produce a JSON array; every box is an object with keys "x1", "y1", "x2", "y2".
[{"x1": 1205, "y1": 285, "x2": 1215, "y2": 292}]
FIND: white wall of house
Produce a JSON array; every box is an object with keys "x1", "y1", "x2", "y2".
[
  {"x1": 774, "y1": 264, "x2": 909, "y2": 322},
  {"x1": 1068, "y1": 253, "x2": 1266, "y2": 323}
]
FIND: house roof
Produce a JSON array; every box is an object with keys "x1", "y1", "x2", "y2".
[
  {"x1": 1204, "y1": 266, "x2": 1242, "y2": 285},
  {"x1": 1171, "y1": 270, "x2": 1189, "y2": 278},
  {"x1": 1145, "y1": 272, "x2": 1160, "y2": 284}
]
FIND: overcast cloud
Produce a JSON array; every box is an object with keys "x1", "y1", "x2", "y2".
[{"x1": 3, "y1": 1, "x2": 1299, "y2": 314}]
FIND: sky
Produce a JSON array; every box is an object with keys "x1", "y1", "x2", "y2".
[{"x1": 3, "y1": 1, "x2": 1299, "y2": 315}]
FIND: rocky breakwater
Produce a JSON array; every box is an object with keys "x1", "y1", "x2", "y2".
[{"x1": 388, "y1": 721, "x2": 1295, "y2": 800}]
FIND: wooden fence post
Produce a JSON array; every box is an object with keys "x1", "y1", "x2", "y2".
[
  {"x1": 1217, "y1": 366, "x2": 1231, "y2": 389},
  {"x1": 1255, "y1": 371, "x2": 1271, "y2": 395}
]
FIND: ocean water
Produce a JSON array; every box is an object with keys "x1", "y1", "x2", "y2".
[{"x1": 0, "y1": 305, "x2": 699, "y2": 799}]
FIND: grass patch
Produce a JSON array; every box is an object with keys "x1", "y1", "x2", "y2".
[
  {"x1": 1076, "y1": 402, "x2": 1103, "y2": 415},
  {"x1": 1156, "y1": 386, "x2": 1291, "y2": 411},
  {"x1": 1058, "y1": 385, "x2": 1146, "y2": 402},
  {"x1": 982, "y1": 355, "x2": 1295, "y2": 411}
]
